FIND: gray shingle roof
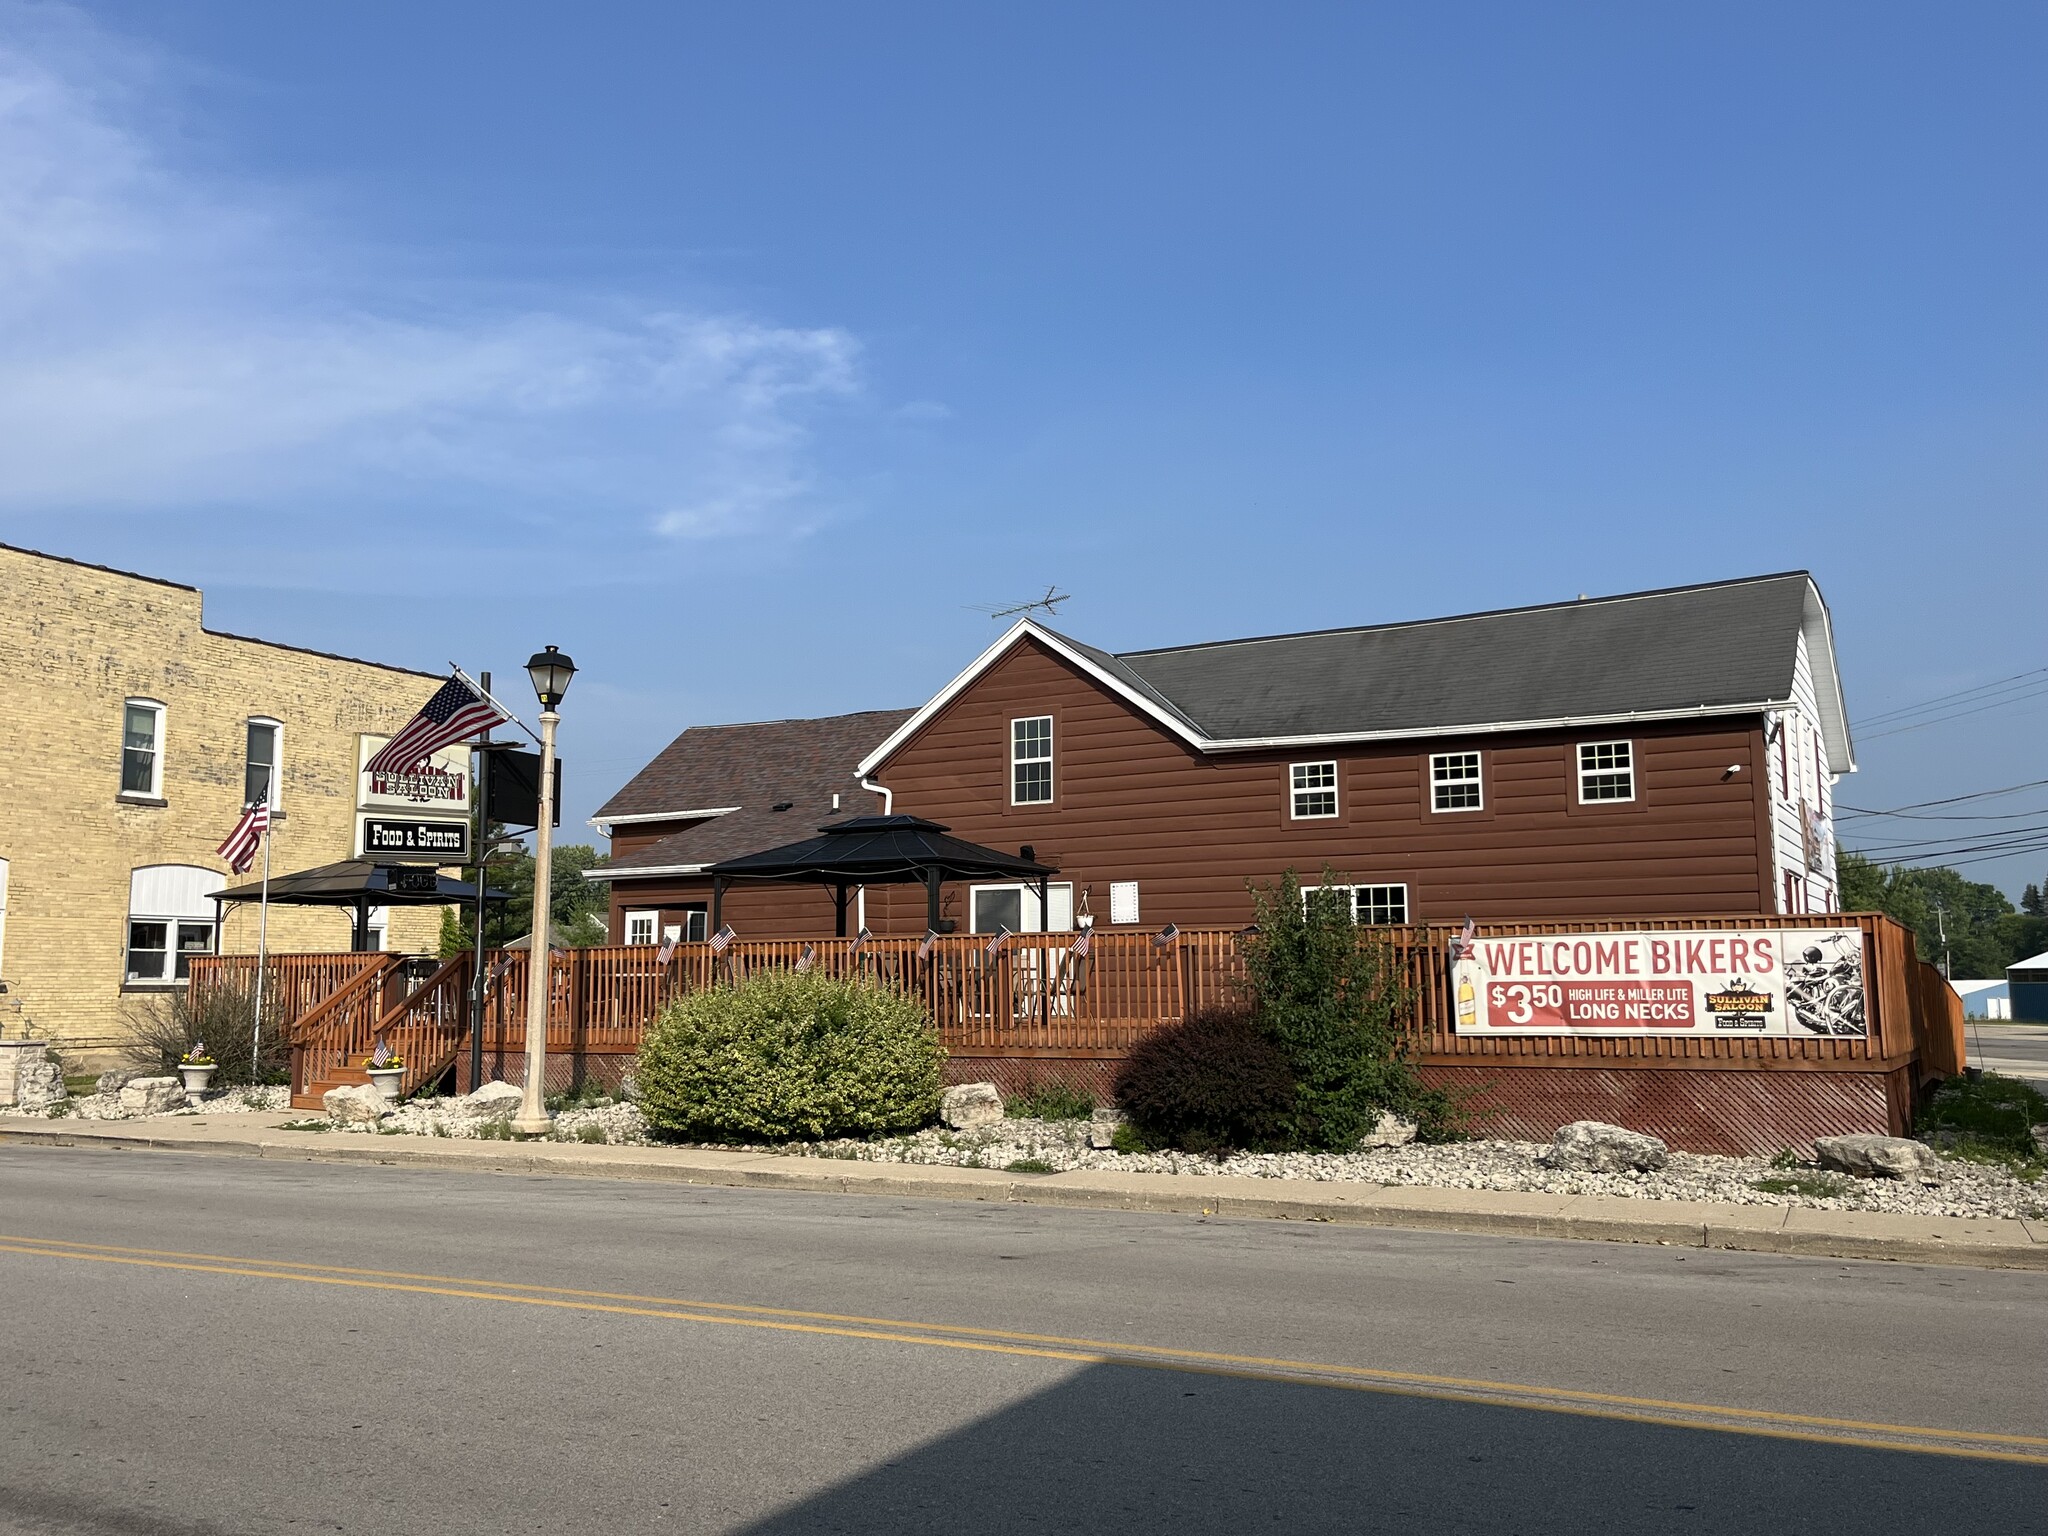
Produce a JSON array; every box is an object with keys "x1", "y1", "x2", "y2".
[{"x1": 1095, "y1": 572, "x2": 1816, "y2": 741}]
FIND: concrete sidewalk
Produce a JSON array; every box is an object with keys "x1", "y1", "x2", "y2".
[{"x1": 4, "y1": 1112, "x2": 2043, "y2": 1270}]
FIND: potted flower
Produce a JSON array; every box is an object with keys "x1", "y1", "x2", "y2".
[
  {"x1": 364, "y1": 1042, "x2": 405, "y2": 1104},
  {"x1": 178, "y1": 1043, "x2": 217, "y2": 1097}
]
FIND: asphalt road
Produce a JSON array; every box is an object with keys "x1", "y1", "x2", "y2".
[
  {"x1": 1968, "y1": 1020, "x2": 2048, "y2": 1084},
  {"x1": 2, "y1": 1145, "x2": 2044, "y2": 1535}
]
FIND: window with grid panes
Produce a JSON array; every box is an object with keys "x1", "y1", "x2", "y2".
[
  {"x1": 1290, "y1": 761, "x2": 1338, "y2": 819},
  {"x1": 1307, "y1": 884, "x2": 1409, "y2": 924},
  {"x1": 1011, "y1": 716, "x2": 1053, "y2": 804},
  {"x1": 1430, "y1": 751, "x2": 1482, "y2": 811},
  {"x1": 1577, "y1": 740, "x2": 1634, "y2": 802}
]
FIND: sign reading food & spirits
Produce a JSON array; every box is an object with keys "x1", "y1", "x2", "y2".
[
  {"x1": 357, "y1": 817, "x2": 470, "y2": 863},
  {"x1": 1451, "y1": 928, "x2": 1867, "y2": 1039},
  {"x1": 357, "y1": 735, "x2": 470, "y2": 815}
]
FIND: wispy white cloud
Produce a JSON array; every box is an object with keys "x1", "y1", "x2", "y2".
[{"x1": 0, "y1": 3, "x2": 860, "y2": 547}]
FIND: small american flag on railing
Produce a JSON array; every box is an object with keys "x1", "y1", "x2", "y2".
[
  {"x1": 984, "y1": 926, "x2": 1010, "y2": 958},
  {"x1": 917, "y1": 929, "x2": 939, "y2": 961},
  {"x1": 708, "y1": 924, "x2": 736, "y2": 954},
  {"x1": 1447, "y1": 915, "x2": 1476, "y2": 963},
  {"x1": 654, "y1": 932, "x2": 678, "y2": 965},
  {"x1": 1152, "y1": 923, "x2": 1180, "y2": 949},
  {"x1": 849, "y1": 926, "x2": 871, "y2": 955},
  {"x1": 794, "y1": 943, "x2": 817, "y2": 973},
  {"x1": 1070, "y1": 928, "x2": 1092, "y2": 958}
]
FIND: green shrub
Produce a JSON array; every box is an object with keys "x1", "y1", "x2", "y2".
[
  {"x1": 636, "y1": 970, "x2": 943, "y2": 1142},
  {"x1": 1007, "y1": 1078, "x2": 1096, "y2": 1120},
  {"x1": 1109, "y1": 1121, "x2": 1149, "y2": 1154},
  {"x1": 1915, "y1": 1072, "x2": 2047, "y2": 1164},
  {"x1": 1242, "y1": 869, "x2": 1456, "y2": 1149},
  {"x1": 1113, "y1": 1003, "x2": 1296, "y2": 1154}
]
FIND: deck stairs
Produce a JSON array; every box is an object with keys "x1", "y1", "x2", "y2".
[{"x1": 290, "y1": 954, "x2": 478, "y2": 1110}]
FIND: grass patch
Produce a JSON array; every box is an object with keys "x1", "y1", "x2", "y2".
[
  {"x1": 1006, "y1": 1080, "x2": 1096, "y2": 1121},
  {"x1": 375, "y1": 1123, "x2": 407, "y2": 1136},
  {"x1": 473, "y1": 1119, "x2": 514, "y2": 1140},
  {"x1": 278, "y1": 1119, "x2": 329, "y2": 1132},
  {"x1": 1751, "y1": 1172, "x2": 1853, "y2": 1200},
  {"x1": 63, "y1": 1075, "x2": 101, "y2": 1096},
  {"x1": 1915, "y1": 1072, "x2": 2047, "y2": 1171},
  {"x1": 574, "y1": 1122, "x2": 607, "y2": 1145},
  {"x1": 1005, "y1": 1158, "x2": 1056, "y2": 1174}
]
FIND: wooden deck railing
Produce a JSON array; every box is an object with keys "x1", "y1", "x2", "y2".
[
  {"x1": 188, "y1": 952, "x2": 390, "y2": 1035},
  {"x1": 275, "y1": 913, "x2": 1966, "y2": 1096}
]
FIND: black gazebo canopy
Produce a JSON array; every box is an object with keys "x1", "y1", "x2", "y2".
[
  {"x1": 704, "y1": 815, "x2": 1058, "y2": 937},
  {"x1": 211, "y1": 860, "x2": 508, "y2": 952}
]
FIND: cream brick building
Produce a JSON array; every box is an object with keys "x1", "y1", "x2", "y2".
[{"x1": 1, "y1": 544, "x2": 449, "y2": 1058}]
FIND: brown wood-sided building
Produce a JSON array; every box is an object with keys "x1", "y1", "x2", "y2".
[{"x1": 593, "y1": 572, "x2": 1853, "y2": 943}]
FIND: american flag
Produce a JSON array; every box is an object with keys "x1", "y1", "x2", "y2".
[
  {"x1": 364, "y1": 676, "x2": 509, "y2": 776},
  {"x1": 216, "y1": 801, "x2": 270, "y2": 874},
  {"x1": 917, "y1": 929, "x2": 939, "y2": 961},
  {"x1": 370, "y1": 1039, "x2": 392, "y2": 1068},
  {"x1": 708, "y1": 924, "x2": 736, "y2": 954},
  {"x1": 794, "y1": 943, "x2": 817, "y2": 973},
  {"x1": 1151, "y1": 923, "x2": 1180, "y2": 949},
  {"x1": 1069, "y1": 927, "x2": 1092, "y2": 958},
  {"x1": 849, "y1": 926, "x2": 871, "y2": 955},
  {"x1": 984, "y1": 926, "x2": 1010, "y2": 958},
  {"x1": 654, "y1": 932, "x2": 678, "y2": 965},
  {"x1": 1448, "y1": 915, "x2": 1477, "y2": 963}
]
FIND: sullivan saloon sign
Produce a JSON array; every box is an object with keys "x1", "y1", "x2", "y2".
[{"x1": 1452, "y1": 928, "x2": 1867, "y2": 1039}]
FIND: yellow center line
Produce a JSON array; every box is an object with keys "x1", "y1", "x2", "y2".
[{"x1": 2, "y1": 1234, "x2": 2041, "y2": 1465}]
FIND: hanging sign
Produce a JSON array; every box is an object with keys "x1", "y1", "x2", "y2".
[
  {"x1": 358, "y1": 735, "x2": 470, "y2": 815},
  {"x1": 1451, "y1": 927, "x2": 1867, "y2": 1039},
  {"x1": 357, "y1": 816, "x2": 470, "y2": 863}
]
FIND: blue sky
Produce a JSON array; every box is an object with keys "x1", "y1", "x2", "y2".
[{"x1": 6, "y1": 2, "x2": 2045, "y2": 894}]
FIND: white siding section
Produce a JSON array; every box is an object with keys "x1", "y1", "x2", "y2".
[
  {"x1": 1767, "y1": 631, "x2": 1839, "y2": 913},
  {"x1": 129, "y1": 865, "x2": 224, "y2": 919}
]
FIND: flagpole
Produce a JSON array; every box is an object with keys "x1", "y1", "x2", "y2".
[{"x1": 250, "y1": 810, "x2": 273, "y2": 1086}]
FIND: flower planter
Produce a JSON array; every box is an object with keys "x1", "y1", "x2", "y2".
[
  {"x1": 178, "y1": 1063, "x2": 217, "y2": 1096},
  {"x1": 365, "y1": 1067, "x2": 405, "y2": 1104}
]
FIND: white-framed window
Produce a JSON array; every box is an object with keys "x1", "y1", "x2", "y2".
[
  {"x1": 678, "y1": 906, "x2": 709, "y2": 943},
  {"x1": 125, "y1": 865, "x2": 223, "y2": 984},
  {"x1": 245, "y1": 717, "x2": 282, "y2": 808},
  {"x1": 1430, "y1": 751, "x2": 1483, "y2": 812},
  {"x1": 970, "y1": 882, "x2": 1074, "y2": 933},
  {"x1": 1290, "y1": 761, "x2": 1339, "y2": 819},
  {"x1": 1306, "y1": 883, "x2": 1410, "y2": 925},
  {"x1": 1011, "y1": 716, "x2": 1053, "y2": 805},
  {"x1": 1577, "y1": 740, "x2": 1634, "y2": 803},
  {"x1": 366, "y1": 906, "x2": 389, "y2": 952},
  {"x1": 120, "y1": 699, "x2": 165, "y2": 799},
  {"x1": 624, "y1": 909, "x2": 659, "y2": 946}
]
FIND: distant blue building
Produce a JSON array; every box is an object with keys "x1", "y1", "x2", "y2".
[
  {"x1": 2008, "y1": 952, "x2": 2048, "y2": 1023},
  {"x1": 1952, "y1": 979, "x2": 2010, "y2": 1020}
]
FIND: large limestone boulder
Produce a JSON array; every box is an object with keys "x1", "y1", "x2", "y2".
[
  {"x1": 457, "y1": 1081, "x2": 526, "y2": 1121},
  {"x1": 1359, "y1": 1111, "x2": 1419, "y2": 1149},
  {"x1": 1087, "y1": 1107, "x2": 1124, "y2": 1150},
  {"x1": 322, "y1": 1083, "x2": 389, "y2": 1127},
  {"x1": 1814, "y1": 1134, "x2": 1940, "y2": 1180},
  {"x1": 940, "y1": 1082, "x2": 1004, "y2": 1130},
  {"x1": 15, "y1": 1057, "x2": 68, "y2": 1112},
  {"x1": 118, "y1": 1076, "x2": 187, "y2": 1116},
  {"x1": 1540, "y1": 1120, "x2": 1669, "y2": 1173},
  {"x1": 95, "y1": 1069, "x2": 134, "y2": 1095}
]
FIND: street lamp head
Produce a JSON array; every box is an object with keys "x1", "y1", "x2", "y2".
[{"x1": 525, "y1": 645, "x2": 576, "y2": 710}]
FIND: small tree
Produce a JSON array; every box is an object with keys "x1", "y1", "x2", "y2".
[
  {"x1": 1242, "y1": 869, "x2": 1450, "y2": 1148},
  {"x1": 124, "y1": 983, "x2": 289, "y2": 1085}
]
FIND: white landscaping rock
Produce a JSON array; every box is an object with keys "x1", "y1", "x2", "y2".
[
  {"x1": 1087, "y1": 1107, "x2": 1124, "y2": 1150},
  {"x1": 15, "y1": 1057, "x2": 67, "y2": 1112},
  {"x1": 322, "y1": 1083, "x2": 389, "y2": 1126},
  {"x1": 95, "y1": 1069, "x2": 133, "y2": 1095},
  {"x1": 1359, "y1": 1111, "x2": 1419, "y2": 1149},
  {"x1": 1540, "y1": 1121, "x2": 1668, "y2": 1173},
  {"x1": 940, "y1": 1082, "x2": 1005, "y2": 1130},
  {"x1": 118, "y1": 1077, "x2": 187, "y2": 1116},
  {"x1": 458, "y1": 1081, "x2": 527, "y2": 1120},
  {"x1": 1814, "y1": 1134, "x2": 1940, "y2": 1181}
]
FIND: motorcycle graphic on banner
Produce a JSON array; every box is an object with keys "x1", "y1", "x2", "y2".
[{"x1": 1451, "y1": 928, "x2": 1867, "y2": 1039}]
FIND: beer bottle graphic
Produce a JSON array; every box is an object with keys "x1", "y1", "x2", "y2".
[{"x1": 1456, "y1": 968, "x2": 1477, "y2": 1027}]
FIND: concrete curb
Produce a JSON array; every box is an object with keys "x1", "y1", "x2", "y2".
[{"x1": 5, "y1": 1118, "x2": 2044, "y2": 1270}]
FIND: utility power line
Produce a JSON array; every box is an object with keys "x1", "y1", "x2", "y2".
[
  {"x1": 1836, "y1": 776, "x2": 2048, "y2": 820},
  {"x1": 1854, "y1": 663, "x2": 2048, "y2": 729}
]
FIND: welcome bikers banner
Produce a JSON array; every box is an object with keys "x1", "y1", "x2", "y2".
[{"x1": 1450, "y1": 928, "x2": 1868, "y2": 1039}]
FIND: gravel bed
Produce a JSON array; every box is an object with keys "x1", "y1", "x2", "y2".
[
  {"x1": 174, "y1": 1086, "x2": 291, "y2": 1115},
  {"x1": 336, "y1": 1097, "x2": 656, "y2": 1145},
  {"x1": 784, "y1": 1117, "x2": 2048, "y2": 1220}
]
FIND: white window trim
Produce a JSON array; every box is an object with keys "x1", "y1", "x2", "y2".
[
  {"x1": 624, "y1": 909, "x2": 660, "y2": 946},
  {"x1": 1304, "y1": 882, "x2": 1410, "y2": 926},
  {"x1": 1290, "y1": 760, "x2": 1340, "y2": 820},
  {"x1": 246, "y1": 716, "x2": 283, "y2": 810},
  {"x1": 1576, "y1": 739, "x2": 1636, "y2": 804},
  {"x1": 1010, "y1": 715, "x2": 1054, "y2": 806},
  {"x1": 1429, "y1": 751, "x2": 1484, "y2": 813},
  {"x1": 968, "y1": 881, "x2": 1075, "y2": 933},
  {"x1": 119, "y1": 698, "x2": 166, "y2": 801}
]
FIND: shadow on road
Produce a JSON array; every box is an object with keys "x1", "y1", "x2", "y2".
[{"x1": 734, "y1": 1361, "x2": 2042, "y2": 1535}]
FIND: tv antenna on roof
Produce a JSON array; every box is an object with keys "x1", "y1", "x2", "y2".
[{"x1": 971, "y1": 586, "x2": 1070, "y2": 621}]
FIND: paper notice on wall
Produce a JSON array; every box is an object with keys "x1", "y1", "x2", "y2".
[{"x1": 1451, "y1": 928, "x2": 1866, "y2": 1038}]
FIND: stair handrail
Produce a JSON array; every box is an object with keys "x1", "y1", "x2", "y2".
[
  {"x1": 289, "y1": 955, "x2": 404, "y2": 1046},
  {"x1": 368, "y1": 953, "x2": 473, "y2": 1096}
]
